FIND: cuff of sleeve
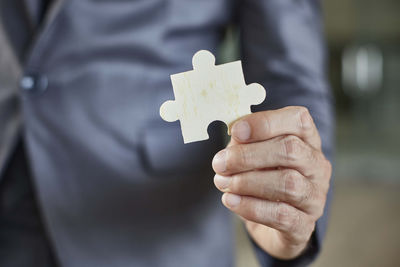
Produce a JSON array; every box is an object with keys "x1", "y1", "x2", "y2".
[{"x1": 248, "y1": 226, "x2": 320, "y2": 267}]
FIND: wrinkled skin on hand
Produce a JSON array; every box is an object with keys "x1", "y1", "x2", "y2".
[{"x1": 212, "y1": 106, "x2": 332, "y2": 260}]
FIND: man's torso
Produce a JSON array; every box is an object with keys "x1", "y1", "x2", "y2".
[{"x1": 0, "y1": 1, "x2": 234, "y2": 266}]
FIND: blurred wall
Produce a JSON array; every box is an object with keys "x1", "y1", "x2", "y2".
[
  {"x1": 324, "y1": 0, "x2": 400, "y2": 182},
  {"x1": 236, "y1": 1, "x2": 400, "y2": 266}
]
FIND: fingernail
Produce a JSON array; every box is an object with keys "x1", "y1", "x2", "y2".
[
  {"x1": 214, "y1": 175, "x2": 230, "y2": 190},
  {"x1": 232, "y1": 120, "x2": 251, "y2": 141},
  {"x1": 212, "y1": 150, "x2": 226, "y2": 173},
  {"x1": 223, "y1": 193, "x2": 241, "y2": 208}
]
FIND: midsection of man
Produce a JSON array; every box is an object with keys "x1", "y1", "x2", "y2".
[{"x1": 1, "y1": 0, "x2": 235, "y2": 266}]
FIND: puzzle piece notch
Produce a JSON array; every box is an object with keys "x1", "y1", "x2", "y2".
[
  {"x1": 159, "y1": 50, "x2": 217, "y2": 125},
  {"x1": 159, "y1": 51, "x2": 215, "y2": 123},
  {"x1": 238, "y1": 83, "x2": 266, "y2": 109},
  {"x1": 160, "y1": 50, "x2": 266, "y2": 144}
]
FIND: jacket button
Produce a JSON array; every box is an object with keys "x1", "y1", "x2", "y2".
[{"x1": 20, "y1": 74, "x2": 48, "y2": 93}]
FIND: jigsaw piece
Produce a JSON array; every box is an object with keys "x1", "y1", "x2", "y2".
[{"x1": 160, "y1": 50, "x2": 266, "y2": 143}]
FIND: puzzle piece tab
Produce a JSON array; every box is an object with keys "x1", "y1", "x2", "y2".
[{"x1": 160, "y1": 50, "x2": 266, "y2": 144}]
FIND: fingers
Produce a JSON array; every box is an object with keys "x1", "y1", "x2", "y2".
[
  {"x1": 214, "y1": 106, "x2": 331, "y2": 256},
  {"x1": 230, "y1": 106, "x2": 321, "y2": 150},
  {"x1": 222, "y1": 194, "x2": 315, "y2": 244},
  {"x1": 213, "y1": 134, "x2": 325, "y2": 178},
  {"x1": 214, "y1": 169, "x2": 324, "y2": 217}
]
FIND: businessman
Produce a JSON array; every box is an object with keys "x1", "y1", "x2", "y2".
[{"x1": 0, "y1": 0, "x2": 334, "y2": 266}]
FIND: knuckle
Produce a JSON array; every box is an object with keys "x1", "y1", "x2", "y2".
[
  {"x1": 296, "y1": 220, "x2": 315, "y2": 244},
  {"x1": 315, "y1": 205, "x2": 325, "y2": 220},
  {"x1": 248, "y1": 202, "x2": 264, "y2": 221},
  {"x1": 225, "y1": 145, "x2": 247, "y2": 171},
  {"x1": 289, "y1": 211, "x2": 302, "y2": 233},
  {"x1": 310, "y1": 185, "x2": 327, "y2": 219},
  {"x1": 282, "y1": 135, "x2": 303, "y2": 162},
  {"x1": 275, "y1": 203, "x2": 299, "y2": 232},
  {"x1": 318, "y1": 157, "x2": 333, "y2": 183},
  {"x1": 310, "y1": 202, "x2": 325, "y2": 220},
  {"x1": 261, "y1": 112, "x2": 272, "y2": 136},
  {"x1": 236, "y1": 145, "x2": 249, "y2": 168},
  {"x1": 275, "y1": 204, "x2": 289, "y2": 229},
  {"x1": 297, "y1": 106, "x2": 313, "y2": 129},
  {"x1": 230, "y1": 174, "x2": 244, "y2": 193},
  {"x1": 324, "y1": 159, "x2": 333, "y2": 179},
  {"x1": 282, "y1": 170, "x2": 304, "y2": 204},
  {"x1": 294, "y1": 106, "x2": 309, "y2": 114},
  {"x1": 308, "y1": 150, "x2": 321, "y2": 168}
]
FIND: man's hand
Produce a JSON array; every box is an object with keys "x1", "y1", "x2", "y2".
[{"x1": 212, "y1": 106, "x2": 332, "y2": 260}]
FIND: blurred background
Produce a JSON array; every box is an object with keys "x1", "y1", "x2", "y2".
[{"x1": 235, "y1": 0, "x2": 400, "y2": 266}]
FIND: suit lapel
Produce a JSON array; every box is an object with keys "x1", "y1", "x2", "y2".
[
  {"x1": 23, "y1": 0, "x2": 65, "y2": 68},
  {"x1": 41, "y1": 0, "x2": 65, "y2": 31},
  {"x1": 22, "y1": 0, "x2": 66, "y2": 38},
  {"x1": 22, "y1": 0, "x2": 42, "y2": 27}
]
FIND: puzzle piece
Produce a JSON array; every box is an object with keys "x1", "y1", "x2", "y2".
[{"x1": 160, "y1": 50, "x2": 266, "y2": 143}]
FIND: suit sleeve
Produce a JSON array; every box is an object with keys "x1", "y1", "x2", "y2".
[{"x1": 237, "y1": 0, "x2": 335, "y2": 266}]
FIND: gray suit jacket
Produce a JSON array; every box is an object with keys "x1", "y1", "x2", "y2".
[{"x1": 0, "y1": 0, "x2": 334, "y2": 266}]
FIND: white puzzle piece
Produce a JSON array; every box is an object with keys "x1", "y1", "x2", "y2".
[{"x1": 160, "y1": 50, "x2": 266, "y2": 144}]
